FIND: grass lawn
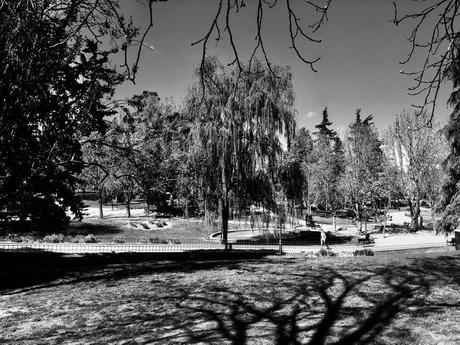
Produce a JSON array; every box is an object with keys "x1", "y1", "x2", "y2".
[
  {"x1": 65, "y1": 218, "x2": 214, "y2": 243},
  {"x1": 0, "y1": 249, "x2": 459, "y2": 344}
]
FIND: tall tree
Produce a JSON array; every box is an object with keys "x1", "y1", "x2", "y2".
[
  {"x1": 110, "y1": 92, "x2": 184, "y2": 216},
  {"x1": 386, "y1": 111, "x2": 446, "y2": 231},
  {"x1": 286, "y1": 128, "x2": 314, "y2": 214},
  {"x1": 310, "y1": 108, "x2": 344, "y2": 212},
  {"x1": 185, "y1": 57, "x2": 296, "y2": 249},
  {"x1": 343, "y1": 109, "x2": 383, "y2": 231},
  {"x1": 0, "y1": 2, "x2": 126, "y2": 229}
]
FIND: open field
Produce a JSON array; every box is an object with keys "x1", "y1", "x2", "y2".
[{"x1": 1, "y1": 249, "x2": 459, "y2": 344}]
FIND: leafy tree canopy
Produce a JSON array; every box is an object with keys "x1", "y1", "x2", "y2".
[{"x1": 0, "y1": 1, "x2": 131, "y2": 229}]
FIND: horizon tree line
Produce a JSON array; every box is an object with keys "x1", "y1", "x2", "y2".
[{"x1": 77, "y1": 57, "x2": 448, "y2": 237}]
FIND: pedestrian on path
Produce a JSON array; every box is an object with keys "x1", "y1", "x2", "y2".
[{"x1": 320, "y1": 229, "x2": 329, "y2": 249}]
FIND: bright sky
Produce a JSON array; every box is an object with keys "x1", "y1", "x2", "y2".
[{"x1": 116, "y1": 0, "x2": 452, "y2": 132}]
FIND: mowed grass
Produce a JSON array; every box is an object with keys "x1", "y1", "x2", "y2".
[
  {"x1": 0, "y1": 250, "x2": 459, "y2": 345},
  {"x1": 66, "y1": 218, "x2": 214, "y2": 242}
]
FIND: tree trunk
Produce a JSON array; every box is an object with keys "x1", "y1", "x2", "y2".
[
  {"x1": 354, "y1": 202, "x2": 363, "y2": 233},
  {"x1": 184, "y1": 202, "x2": 189, "y2": 219},
  {"x1": 98, "y1": 190, "x2": 104, "y2": 219},
  {"x1": 126, "y1": 198, "x2": 131, "y2": 218},
  {"x1": 221, "y1": 197, "x2": 229, "y2": 250},
  {"x1": 383, "y1": 195, "x2": 391, "y2": 238},
  {"x1": 410, "y1": 196, "x2": 421, "y2": 232},
  {"x1": 429, "y1": 195, "x2": 435, "y2": 219}
]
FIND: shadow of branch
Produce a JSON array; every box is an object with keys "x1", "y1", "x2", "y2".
[{"x1": 170, "y1": 265, "x2": 433, "y2": 345}]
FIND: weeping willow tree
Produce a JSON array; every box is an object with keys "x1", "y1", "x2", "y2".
[{"x1": 185, "y1": 57, "x2": 296, "y2": 249}]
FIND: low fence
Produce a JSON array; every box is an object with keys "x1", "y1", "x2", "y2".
[
  {"x1": 0, "y1": 240, "x2": 451, "y2": 254},
  {"x1": 0, "y1": 242, "x2": 223, "y2": 254}
]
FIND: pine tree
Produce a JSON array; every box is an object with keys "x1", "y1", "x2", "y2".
[
  {"x1": 344, "y1": 109, "x2": 383, "y2": 231},
  {"x1": 314, "y1": 107, "x2": 336, "y2": 140},
  {"x1": 310, "y1": 108, "x2": 344, "y2": 211}
]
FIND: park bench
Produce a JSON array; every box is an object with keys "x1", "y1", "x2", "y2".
[
  {"x1": 221, "y1": 240, "x2": 235, "y2": 250},
  {"x1": 357, "y1": 233, "x2": 374, "y2": 246}
]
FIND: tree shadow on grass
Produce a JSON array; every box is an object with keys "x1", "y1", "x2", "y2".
[
  {"x1": 0, "y1": 252, "x2": 458, "y2": 344},
  {"x1": 0, "y1": 250, "x2": 277, "y2": 294},
  {"x1": 148, "y1": 254, "x2": 460, "y2": 345}
]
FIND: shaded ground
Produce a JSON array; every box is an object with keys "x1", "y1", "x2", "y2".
[{"x1": 0, "y1": 250, "x2": 459, "y2": 344}]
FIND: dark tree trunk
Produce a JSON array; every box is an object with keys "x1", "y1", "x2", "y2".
[
  {"x1": 222, "y1": 198, "x2": 229, "y2": 250},
  {"x1": 126, "y1": 198, "x2": 132, "y2": 218},
  {"x1": 98, "y1": 190, "x2": 104, "y2": 219}
]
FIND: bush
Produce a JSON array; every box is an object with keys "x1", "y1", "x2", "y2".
[
  {"x1": 83, "y1": 234, "x2": 98, "y2": 243},
  {"x1": 42, "y1": 234, "x2": 65, "y2": 243},
  {"x1": 149, "y1": 237, "x2": 168, "y2": 244},
  {"x1": 70, "y1": 236, "x2": 83, "y2": 243},
  {"x1": 139, "y1": 237, "x2": 149, "y2": 244},
  {"x1": 315, "y1": 248, "x2": 336, "y2": 257},
  {"x1": 353, "y1": 249, "x2": 375, "y2": 256},
  {"x1": 6, "y1": 234, "x2": 23, "y2": 242},
  {"x1": 111, "y1": 236, "x2": 125, "y2": 243}
]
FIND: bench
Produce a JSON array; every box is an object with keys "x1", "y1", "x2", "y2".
[
  {"x1": 221, "y1": 240, "x2": 235, "y2": 250},
  {"x1": 357, "y1": 233, "x2": 374, "y2": 246}
]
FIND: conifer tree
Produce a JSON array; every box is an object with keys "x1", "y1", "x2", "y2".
[
  {"x1": 310, "y1": 108, "x2": 344, "y2": 212},
  {"x1": 344, "y1": 109, "x2": 383, "y2": 231}
]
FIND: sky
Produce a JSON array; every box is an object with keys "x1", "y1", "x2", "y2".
[{"x1": 116, "y1": 0, "x2": 452, "y2": 133}]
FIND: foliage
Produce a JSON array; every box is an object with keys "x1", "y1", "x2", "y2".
[
  {"x1": 385, "y1": 111, "x2": 446, "y2": 231},
  {"x1": 184, "y1": 57, "x2": 296, "y2": 246},
  {"x1": 42, "y1": 234, "x2": 66, "y2": 243},
  {"x1": 353, "y1": 248, "x2": 375, "y2": 256},
  {"x1": 83, "y1": 234, "x2": 98, "y2": 243},
  {"x1": 343, "y1": 109, "x2": 383, "y2": 228},
  {"x1": 0, "y1": 1, "x2": 141, "y2": 230},
  {"x1": 80, "y1": 91, "x2": 187, "y2": 217},
  {"x1": 439, "y1": 36, "x2": 460, "y2": 233},
  {"x1": 315, "y1": 248, "x2": 336, "y2": 257},
  {"x1": 287, "y1": 128, "x2": 314, "y2": 209},
  {"x1": 309, "y1": 108, "x2": 345, "y2": 211}
]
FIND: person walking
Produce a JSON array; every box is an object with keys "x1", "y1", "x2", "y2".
[{"x1": 320, "y1": 229, "x2": 329, "y2": 249}]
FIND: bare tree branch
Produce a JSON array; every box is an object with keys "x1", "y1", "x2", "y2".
[{"x1": 393, "y1": 0, "x2": 459, "y2": 124}]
